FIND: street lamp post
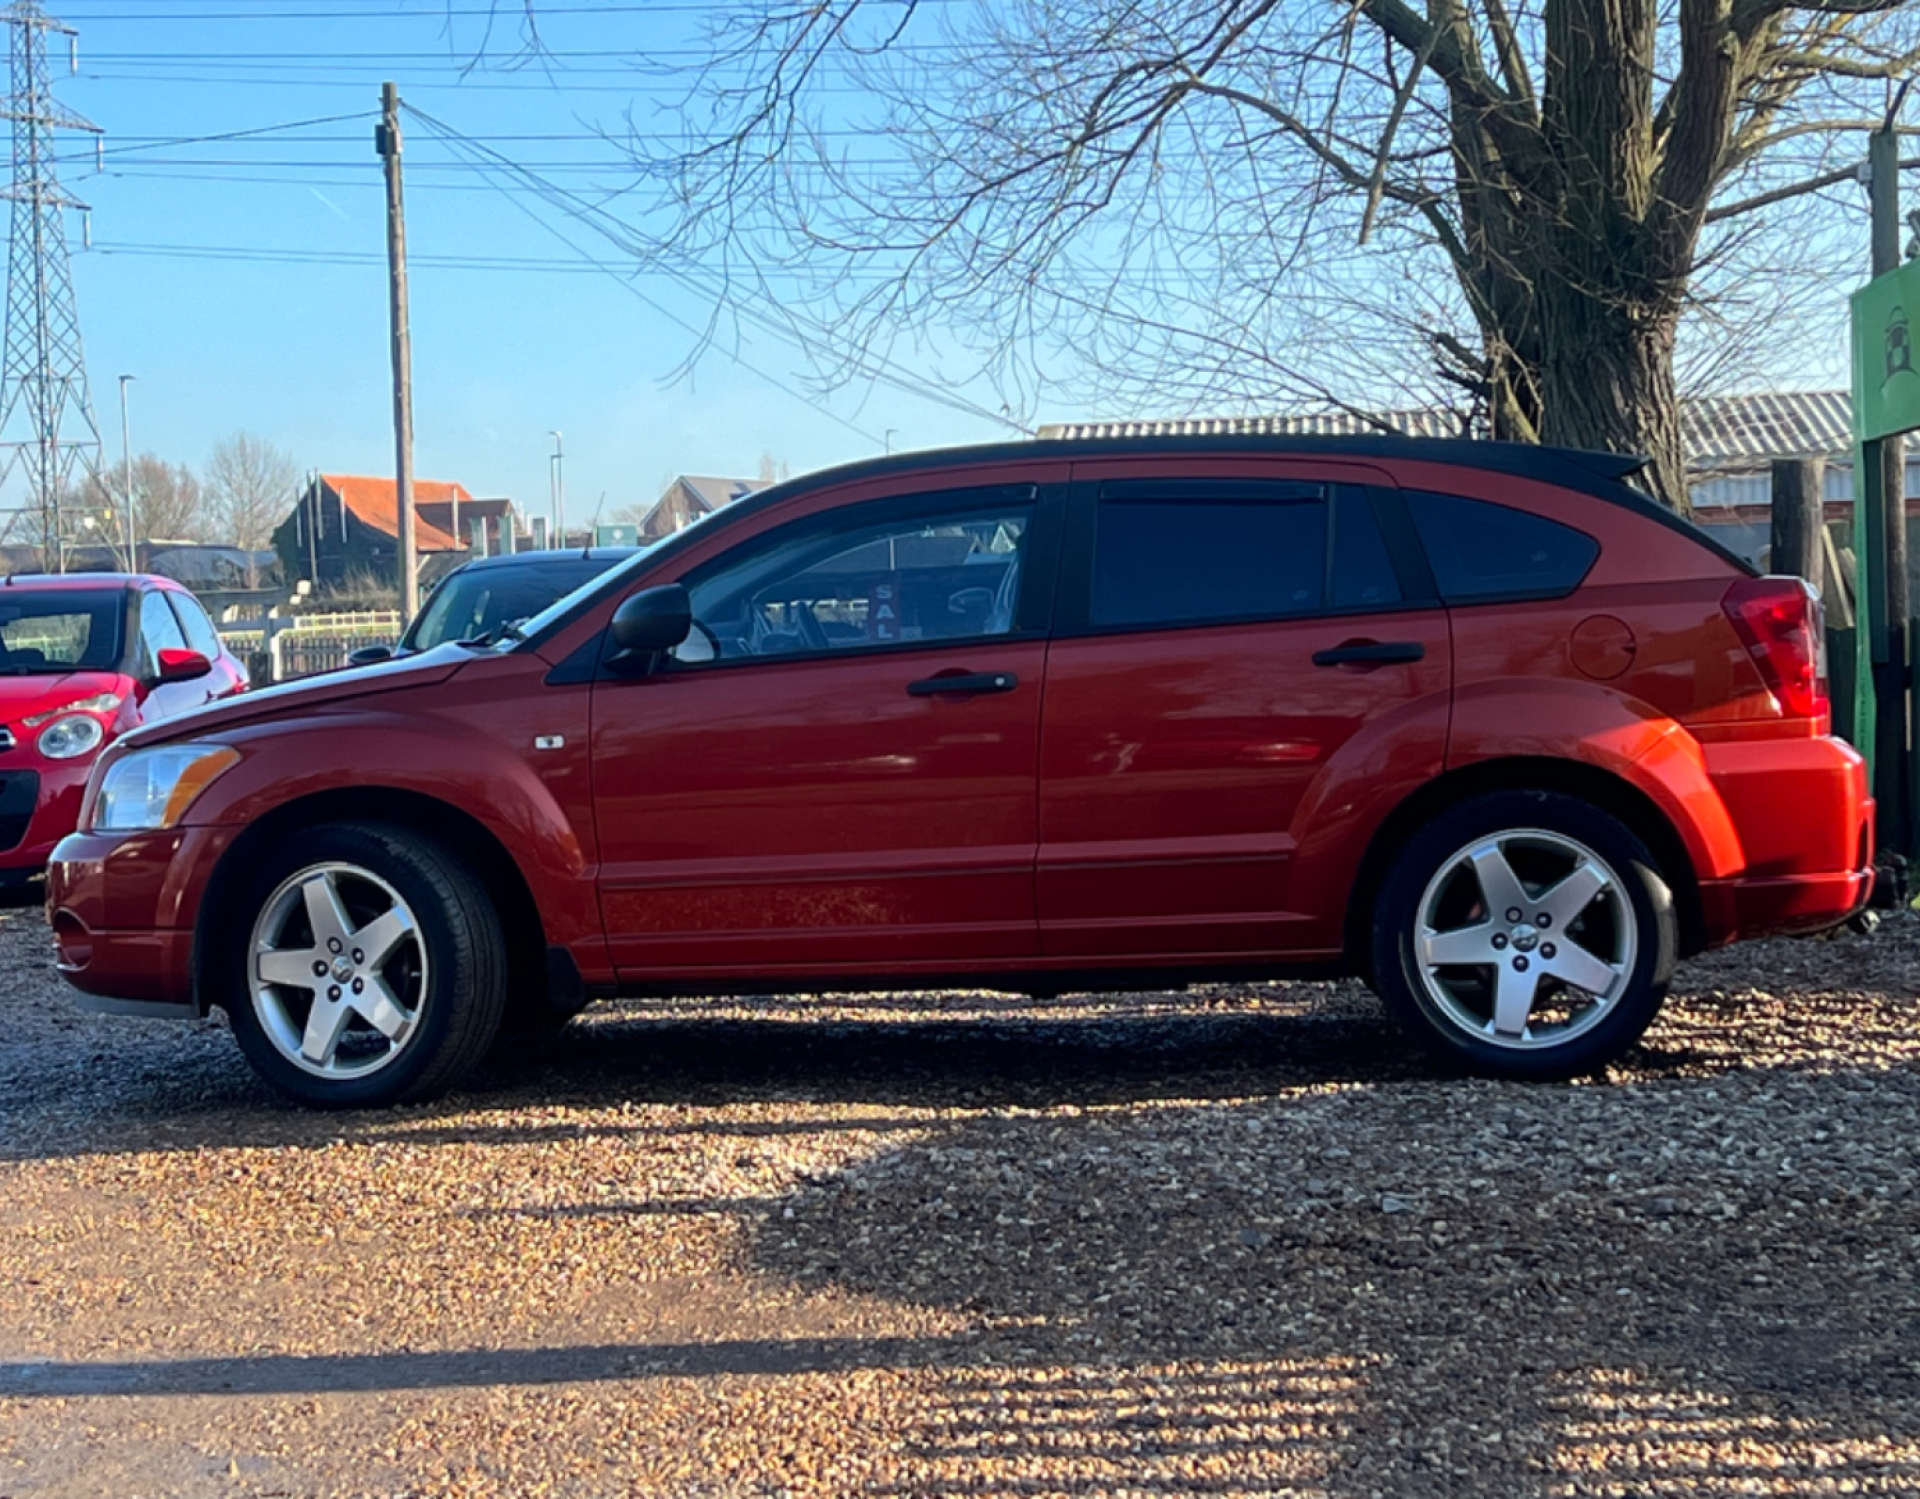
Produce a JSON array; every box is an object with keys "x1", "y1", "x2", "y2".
[
  {"x1": 548, "y1": 429, "x2": 565, "y2": 548},
  {"x1": 117, "y1": 374, "x2": 135, "y2": 572}
]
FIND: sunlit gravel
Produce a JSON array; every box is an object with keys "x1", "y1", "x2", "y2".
[{"x1": 3, "y1": 893, "x2": 1918, "y2": 1496}]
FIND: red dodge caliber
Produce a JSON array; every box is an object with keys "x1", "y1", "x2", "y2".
[{"x1": 49, "y1": 438, "x2": 1873, "y2": 1107}]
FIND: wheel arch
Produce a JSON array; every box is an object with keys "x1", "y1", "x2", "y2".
[
  {"x1": 192, "y1": 786, "x2": 550, "y2": 1018},
  {"x1": 1343, "y1": 756, "x2": 1704, "y2": 973}
]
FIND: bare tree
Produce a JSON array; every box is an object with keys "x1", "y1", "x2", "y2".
[
  {"x1": 73, "y1": 455, "x2": 207, "y2": 549},
  {"x1": 207, "y1": 432, "x2": 297, "y2": 584},
  {"x1": 593, "y1": 0, "x2": 1919, "y2": 510}
]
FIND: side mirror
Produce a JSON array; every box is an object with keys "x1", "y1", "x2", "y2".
[
  {"x1": 348, "y1": 644, "x2": 395, "y2": 667},
  {"x1": 155, "y1": 647, "x2": 212, "y2": 685},
  {"x1": 607, "y1": 584, "x2": 691, "y2": 670}
]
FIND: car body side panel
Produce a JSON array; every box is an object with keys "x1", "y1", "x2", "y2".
[
  {"x1": 592, "y1": 642, "x2": 1047, "y2": 973},
  {"x1": 161, "y1": 660, "x2": 609, "y2": 981},
  {"x1": 1446, "y1": 676, "x2": 1746, "y2": 881},
  {"x1": 1036, "y1": 611, "x2": 1451, "y2": 956}
]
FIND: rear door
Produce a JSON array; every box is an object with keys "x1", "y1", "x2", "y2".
[{"x1": 1037, "y1": 468, "x2": 1451, "y2": 959}]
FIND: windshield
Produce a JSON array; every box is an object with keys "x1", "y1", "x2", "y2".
[
  {"x1": 407, "y1": 556, "x2": 632, "y2": 652},
  {"x1": 0, "y1": 589, "x2": 125, "y2": 674},
  {"x1": 505, "y1": 532, "x2": 691, "y2": 646}
]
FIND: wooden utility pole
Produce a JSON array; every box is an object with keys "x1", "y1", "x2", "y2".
[
  {"x1": 1770, "y1": 458, "x2": 1825, "y2": 596},
  {"x1": 377, "y1": 82, "x2": 418, "y2": 620}
]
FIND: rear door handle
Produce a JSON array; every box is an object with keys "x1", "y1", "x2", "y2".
[
  {"x1": 1312, "y1": 640, "x2": 1425, "y2": 667},
  {"x1": 907, "y1": 670, "x2": 1019, "y2": 697}
]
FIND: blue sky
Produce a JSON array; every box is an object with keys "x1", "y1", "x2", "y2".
[{"x1": 24, "y1": 0, "x2": 1031, "y2": 527}]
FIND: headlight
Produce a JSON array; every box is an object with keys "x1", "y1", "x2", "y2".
[
  {"x1": 23, "y1": 692, "x2": 122, "y2": 727},
  {"x1": 37, "y1": 714, "x2": 105, "y2": 760},
  {"x1": 91, "y1": 745, "x2": 240, "y2": 832}
]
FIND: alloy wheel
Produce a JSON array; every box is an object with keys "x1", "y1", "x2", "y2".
[
  {"x1": 249, "y1": 861, "x2": 429, "y2": 1079},
  {"x1": 1413, "y1": 828, "x2": 1637, "y2": 1050}
]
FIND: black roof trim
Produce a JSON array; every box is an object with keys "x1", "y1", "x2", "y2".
[{"x1": 519, "y1": 434, "x2": 1752, "y2": 649}]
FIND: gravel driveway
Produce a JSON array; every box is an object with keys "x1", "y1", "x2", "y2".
[{"x1": 3, "y1": 891, "x2": 1919, "y2": 1498}]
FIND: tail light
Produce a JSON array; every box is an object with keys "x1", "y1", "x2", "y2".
[{"x1": 1721, "y1": 575, "x2": 1827, "y2": 722}]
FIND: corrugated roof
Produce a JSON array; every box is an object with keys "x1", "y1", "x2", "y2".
[
  {"x1": 319, "y1": 474, "x2": 468, "y2": 551},
  {"x1": 1036, "y1": 390, "x2": 1857, "y2": 472}
]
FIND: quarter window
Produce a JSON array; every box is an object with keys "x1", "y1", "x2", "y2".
[
  {"x1": 672, "y1": 493, "x2": 1031, "y2": 664},
  {"x1": 1407, "y1": 492, "x2": 1598, "y2": 602}
]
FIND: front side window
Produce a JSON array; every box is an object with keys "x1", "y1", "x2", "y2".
[
  {"x1": 673, "y1": 494, "x2": 1031, "y2": 664},
  {"x1": 168, "y1": 592, "x2": 223, "y2": 660},
  {"x1": 1408, "y1": 491, "x2": 1599, "y2": 602},
  {"x1": 0, "y1": 590, "x2": 125, "y2": 674},
  {"x1": 137, "y1": 591, "x2": 188, "y2": 675}
]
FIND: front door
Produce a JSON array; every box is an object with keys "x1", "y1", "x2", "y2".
[
  {"x1": 592, "y1": 484, "x2": 1060, "y2": 980},
  {"x1": 1038, "y1": 474, "x2": 1452, "y2": 959}
]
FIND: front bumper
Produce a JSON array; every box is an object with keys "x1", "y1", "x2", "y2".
[
  {"x1": 0, "y1": 758, "x2": 91, "y2": 874},
  {"x1": 1697, "y1": 733, "x2": 1874, "y2": 945},
  {"x1": 47, "y1": 824, "x2": 238, "y2": 1014}
]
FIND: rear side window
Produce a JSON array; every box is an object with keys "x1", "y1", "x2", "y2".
[
  {"x1": 1089, "y1": 483, "x2": 1406, "y2": 628},
  {"x1": 1408, "y1": 492, "x2": 1598, "y2": 602},
  {"x1": 1092, "y1": 488, "x2": 1326, "y2": 628}
]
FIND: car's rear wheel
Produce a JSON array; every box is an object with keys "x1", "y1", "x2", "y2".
[
  {"x1": 221, "y1": 822, "x2": 507, "y2": 1108},
  {"x1": 1370, "y1": 790, "x2": 1677, "y2": 1079}
]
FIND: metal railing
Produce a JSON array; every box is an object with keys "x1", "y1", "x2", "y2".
[{"x1": 219, "y1": 610, "x2": 402, "y2": 684}]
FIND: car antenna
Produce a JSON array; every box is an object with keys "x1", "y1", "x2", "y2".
[{"x1": 583, "y1": 491, "x2": 605, "y2": 558}]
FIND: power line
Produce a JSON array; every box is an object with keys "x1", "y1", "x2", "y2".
[
  {"x1": 53, "y1": 3, "x2": 855, "y2": 16},
  {"x1": 73, "y1": 71, "x2": 885, "y2": 96},
  {"x1": 403, "y1": 101, "x2": 1029, "y2": 435}
]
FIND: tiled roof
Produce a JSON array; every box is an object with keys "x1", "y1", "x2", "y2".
[
  {"x1": 678, "y1": 474, "x2": 774, "y2": 513},
  {"x1": 319, "y1": 474, "x2": 468, "y2": 551},
  {"x1": 1036, "y1": 390, "x2": 1857, "y2": 472}
]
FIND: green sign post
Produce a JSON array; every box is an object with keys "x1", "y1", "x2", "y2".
[{"x1": 1849, "y1": 255, "x2": 1920, "y2": 855}]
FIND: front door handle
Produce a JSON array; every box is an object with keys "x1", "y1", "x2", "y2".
[
  {"x1": 907, "y1": 670, "x2": 1019, "y2": 697},
  {"x1": 1312, "y1": 640, "x2": 1425, "y2": 668}
]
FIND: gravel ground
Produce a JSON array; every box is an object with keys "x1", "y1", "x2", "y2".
[{"x1": 3, "y1": 892, "x2": 1920, "y2": 1498}]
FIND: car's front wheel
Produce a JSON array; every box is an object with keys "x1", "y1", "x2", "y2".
[
  {"x1": 1370, "y1": 790, "x2": 1677, "y2": 1079},
  {"x1": 220, "y1": 822, "x2": 507, "y2": 1107}
]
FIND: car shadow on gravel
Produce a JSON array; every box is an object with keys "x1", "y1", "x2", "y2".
[{"x1": 717, "y1": 1064, "x2": 1920, "y2": 1496}]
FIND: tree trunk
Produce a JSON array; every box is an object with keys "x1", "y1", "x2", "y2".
[{"x1": 1531, "y1": 292, "x2": 1688, "y2": 512}]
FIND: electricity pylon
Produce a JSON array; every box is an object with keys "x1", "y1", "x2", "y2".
[{"x1": 0, "y1": 1, "x2": 102, "y2": 572}]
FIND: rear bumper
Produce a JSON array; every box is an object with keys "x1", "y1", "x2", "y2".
[
  {"x1": 1696, "y1": 733, "x2": 1874, "y2": 945},
  {"x1": 1698, "y1": 866, "x2": 1874, "y2": 944}
]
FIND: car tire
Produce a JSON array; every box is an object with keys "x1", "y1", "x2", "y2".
[
  {"x1": 1369, "y1": 789, "x2": 1677, "y2": 1080},
  {"x1": 220, "y1": 822, "x2": 508, "y2": 1108}
]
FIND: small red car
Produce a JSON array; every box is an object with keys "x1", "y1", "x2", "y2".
[
  {"x1": 48, "y1": 439, "x2": 1871, "y2": 1105},
  {"x1": 0, "y1": 573, "x2": 246, "y2": 886}
]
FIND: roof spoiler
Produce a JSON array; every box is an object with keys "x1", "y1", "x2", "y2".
[{"x1": 1571, "y1": 450, "x2": 1653, "y2": 484}]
